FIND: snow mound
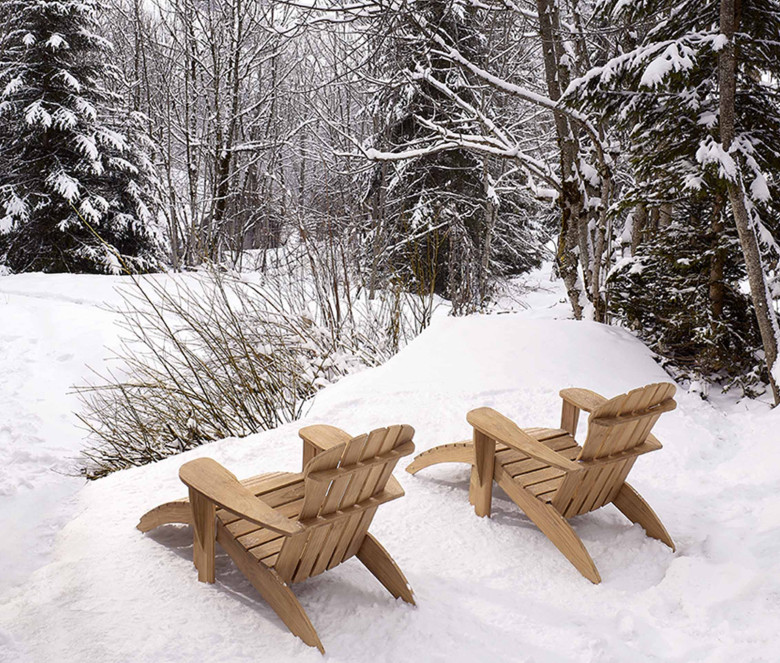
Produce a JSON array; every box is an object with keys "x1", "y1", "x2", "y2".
[{"x1": 2, "y1": 302, "x2": 779, "y2": 662}]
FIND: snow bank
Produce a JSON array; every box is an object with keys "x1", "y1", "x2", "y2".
[{"x1": 1, "y1": 270, "x2": 778, "y2": 662}]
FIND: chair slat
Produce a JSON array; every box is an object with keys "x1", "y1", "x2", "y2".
[
  {"x1": 327, "y1": 511, "x2": 365, "y2": 570},
  {"x1": 248, "y1": 536, "x2": 285, "y2": 562},
  {"x1": 503, "y1": 437, "x2": 579, "y2": 477},
  {"x1": 320, "y1": 437, "x2": 364, "y2": 515},
  {"x1": 517, "y1": 465, "x2": 566, "y2": 488},
  {"x1": 294, "y1": 525, "x2": 333, "y2": 582},
  {"x1": 526, "y1": 475, "x2": 567, "y2": 499},
  {"x1": 565, "y1": 464, "x2": 618, "y2": 517},
  {"x1": 272, "y1": 425, "x2": 413, "y2": 583},
  {"x1": 343, "y1": 507, "x2": 379, "y2": 562},
  {"x1": 321, "y1": 434, "x2": 369, "y2": 517},
  {"x1": 243, "y1": 472, "x2": 301, "y2": 496},
  {"x1": 225, "y1": 498, "x2": 304, "y2": 538},
  {"x1": 363, "y1": 426, "x2": 411, "y2": 502},
  {"x1": 603, "y1": 456, "x2": 639, "y2": 505},
  {"x1": 335, "y1": 434, "x2": 377, "y2": 508},
  {"x1": 351, "y1": 429, "x2": 393, "y2": 506},
  {"x1": 309, "y1": 519, "x2": 350, "y2": 577},
  {"x1": 220, "y1": 481, "x2": 306, "y2": 525}
]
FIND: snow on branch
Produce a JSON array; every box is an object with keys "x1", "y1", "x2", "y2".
[
  {"x1": 48, "y1": 171, "x2": 80, "y2": 202},
  {"x1": 427, "y1": 37, "x2": 605, "y2": 155},
  {"x1": 639, "y1": 43, "x2": 695, "y2": 88},
  {"x1": 566, "y1": 32, "x2": 723, "y2": 95}
]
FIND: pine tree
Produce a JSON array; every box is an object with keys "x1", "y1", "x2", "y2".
[
  {"x1": 568, "y1": 0, "x2": 780, "y2": 396},
  {"x1": 0, "y1": 0, "x2": 161, "y2": 273},
  {"x1": 608, "y1": 195, "x2": 763, "y2": 392},
  {"x1": 364, "y1": 0, "x2": 542, "y2": 312}
]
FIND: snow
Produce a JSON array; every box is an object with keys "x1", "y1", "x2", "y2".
[
  {"x1": 0, "y1": 275, "x2": 125, "y2": 590},
  {"x1": 57, "y1": 69, "x2": 82, "y2": 93},
  {"x1": 695, "y1": 138, "x2": 737, "y2": 179},
  {"x1": 697, "y1": 111, "x2": 717, "y2": 128},
  {"x1": 52, "y1": 107, "x2": 78, "y2": 130},
  {"x1": 1, "y1": 267, "x2": 779, "y2": 662},
  {"x1": 683, "y1": 174, "x2": 704, "y2": 191},
  {"x1": 711, "y1": 34, "x2": 729, "y2": 52},
  {"x1": 24, "y1": 101, "x2": 52, "y2": 128},
  {"x1": 2, "y1": 192, "x2": 28, "y2": 221},
  {"x1": 97, "y1": 128, "x2": 127, "y2": 152},
  {"x1": 74, "y1": 97, "x2": 97, "y2": 122},
  {"x1": 49, "y1": 171, "x2": 80, "y2": 202},
  {"x1": 2, "y1": 75, "x2": 23, "y2": 98},
  {"x1": 639, "y1": 43, "x2": 695, "y2": 88},
  {"x1": 750, "y1": 172, "x2": 770, "y2": 202},
  {"x1": 74, "y1": 134, "x2": 99, "y2": 161},
  {"x1": 46, "y1": 34, "x2": 69, "y2": 50}
]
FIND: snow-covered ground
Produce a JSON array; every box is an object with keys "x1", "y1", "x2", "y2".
[{"x1": 1, "y1": 268, "x2": 779, "y2": 662}]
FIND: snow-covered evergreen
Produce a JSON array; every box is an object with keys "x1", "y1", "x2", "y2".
[
  {"x1": 567, "y1": 0, "x2": 780, "y2": 392},
  {"x1": 608, "y1": 197, "x2": 763, "y2": 391},
  {"x1": 363, "y1": 0, "x2": 543, "y2": 312},
  {"x1": 568, "y1": 0, "x2": 780, "y2": 218},
  {"x1": 0, "y1": 0, "x2": 161, "y2": 273}
]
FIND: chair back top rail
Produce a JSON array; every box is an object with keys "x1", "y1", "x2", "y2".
[{"x1": 306, "y1": 441, "x2": 415, "y2": 483}]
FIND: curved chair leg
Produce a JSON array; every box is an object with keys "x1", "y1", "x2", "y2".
[
  {"x1": 357, "y1": 533, "x2": 415, "y2": 605},
  {"x1": 216, "y1": 524, "x2": 324, "y2": 653},
  {"x1": 496, "y1": 470, "x2": 601, "y2": 584},
  {"x1": 612, "y1": 482, "x2": 675, "y2": 551},
  {"x1": 405, "y1": 441, "x2": 474, "y2": 475},
  {"x1": 137, "y1": 500, "x2": 191, "y2": 532}
]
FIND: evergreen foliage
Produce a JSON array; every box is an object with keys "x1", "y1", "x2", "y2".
[
  {"x1": 573, "y1": 0, "x2": 780, "y2": 210},
  {"x1": 568, "y1": 0, "x2": 780, "y2": 387},
  {"x1": 364, "y1": 0, "x2": 543, "y2": 312},
  {"x1": 608, "y1": 198, "x2": 763, "y2": 391},
  {"x1": 0, "y1": 0, "x2": 161, "y2": 273}
]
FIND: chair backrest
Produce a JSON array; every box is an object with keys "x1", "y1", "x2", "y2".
[
  {"x1": 552, "y1": 383, "x2": 676, "y2": 518},
  {"x1": 275, "y1": 424, "x2": 414, "y2": 584}
]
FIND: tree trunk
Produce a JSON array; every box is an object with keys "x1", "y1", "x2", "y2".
[
  {"x1": 709, "y1": 197, "x2": 725, "y2": 321},
  {"x1": 658, "y1": 202, "x2": 673, "y2": 229},
  {"x1": 479, "y1": 158, "x2": 496, "y2": 304},
  {"x1": 536, "y1": 0, "x2": 586, "y2": 319},
  {"x1": 719, "y1": 0, "x2": 780, "y2": 404},
  {"x1": 630, "y1": 204, "x2": 647, "y2": 257}
]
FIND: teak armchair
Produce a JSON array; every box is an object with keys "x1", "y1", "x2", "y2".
[
  {"x1": 138, "y1": 424, "x2": 416, "y2": 653},
  {"x1": 407, "y1": 383, "x2": 677, "y2": 583}
]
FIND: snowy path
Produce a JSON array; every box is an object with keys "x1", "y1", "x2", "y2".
[
  {"x1": 0, "y1": 278, "x2": 122, "y2": 590},
  {"x1": 0, "y1": 270, "x2": 779, "y2": 662}
]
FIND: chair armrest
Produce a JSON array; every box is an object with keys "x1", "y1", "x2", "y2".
[
  {"x1": 559, "y1": 388, "x2": 608, "y2": 413},
  {"x1": 299, "y1": 424, "x2": 352, "y2": 469},
  {"x1": 467, "y1": 407, "x2": 582, "y2": 473},
  {"x1": 180, "y1": 458, "x2": 304, "y2": 536},
  {"x1": 299, "y1": 424, "x2": 352, "y2": 451}
]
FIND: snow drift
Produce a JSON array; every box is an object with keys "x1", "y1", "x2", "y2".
[{"x1": 0, "y1": 272, "x2": 778, "y2": 662}]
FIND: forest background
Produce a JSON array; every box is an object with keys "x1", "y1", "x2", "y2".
[{"x1": 1, "y1": 0, "x2": 779, "y2": 476}]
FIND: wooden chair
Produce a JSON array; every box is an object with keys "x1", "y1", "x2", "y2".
[
  {"x1": 407, "y1": 383, "x2": 677, "y2": 583},
  {"x1": 138, "y1": 424, "x2": 416, "y2": 653}
]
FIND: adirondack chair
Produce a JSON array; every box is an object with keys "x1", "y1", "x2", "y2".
[
  {"x1": 407, "y1": 383, "x2": 677, "y2": 583},
  {"x1": 137, "y1": 424, "x2": 416, "y2": 653}
]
